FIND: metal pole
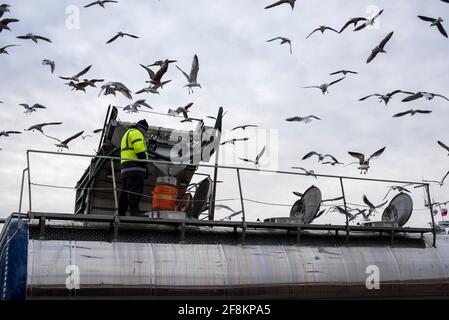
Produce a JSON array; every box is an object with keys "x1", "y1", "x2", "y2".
[
  {"x1": 339, "y1": 177, "x2": 350, "y2": 244},
  {"x1": 110, "y1": 159, "x2": 119, "y2": 217},
  {"x1": 236, "y1": 169, "x2": 246, "y2": 223},
  {"x1": 18, "y1": 168, "x2": 28, "y2": 219},
  {"x1": 26, "y1": 150, "x2": 32, "y2": 215},
  {"x1": 425, "y1": 184, "x2": 437, "y2": 247},
  {"x1": 209, "y1": 141, "x2": 221, "y2": 221}
]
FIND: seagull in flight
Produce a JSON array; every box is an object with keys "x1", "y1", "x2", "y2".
[
  {"x1": 392, "y1": 109, "x2": 432, "y2": 118},
  {"x1": 267, "y1": 36, "x2": 292, "y2": 54},
  {"x1": 367, "y1": 31, "x2": 394, "y2": 63},
  {"x1": 306, "y1": 25, "x2": 339, "y2": 39},
  {"x1": 339, "y1": 17, "x2": 368, "y2": 33},
  {"x1": 346, "y1": 146, "x2": 386, "y2": 174},
  {"x1": 176, "y1": 54, "x2": 201, "y2": 94},
  {"x1": 286, "y1": 115, "x2": 321, "y2": 124},
  {"x1": 59, "y1": 65, "x2": 92, "y2": 82},
  {"x1": 383, "y1": 185, "x2": 410, "y2": 201},
  {"x1": 0, "y1": 44, "x2": 18, "y2": 55},
  {"x1": 354, "y1": 9, "x2": 384, "y2": 31},
  {"x1": 291, "y1": 166, "x2": 317, "y2": 179},
  {"x1": 106, "y1": 32, "x2": 139, "y2": 44},
  {"x1": 359, "y1": 89, "x2": 413, "y2": 105},
  {"x1": 0, "y1": 4, "x2": 11, "y2": 18},
  {"x1": 45, "y1": 131, "x2": 84, "y2": 152},
  {"x1": 19, "y1": 103, "x2": 46, "y2": 115},
  {"x1": 232, "y1": 124, "x2": 258, "y2": 131},
  {"x1": 17, "y1": 33, "x2": 51, "y2": 43},
  {"x1": 0, "y1": 130, "x2": 22, "y2": 137},
  {"x1": 26, "y1": 122, "x2": 62, "y2": 134},
  {"x1": 417, "y1": 16, "x2": 448, "y2": 38},
  {"x1": 264, "y1": 0, "x2": 295, "y2": 10},
  {"x1": 303, "y1": 77, "x2": 345, "y2": 94},
  {"x1": 168, "y1": 102, "x2": 194, "y2": 119},
  {"x1": 146, "y1": 59, "x2": 177, "y2": 67},
  {"x1": 99, "y1": 82, "x2": 133, "y2": 99},
  {"x1": 84, "y1": 0, "x2": 118, "y2": 8},
  {"x1": 402, "y1": 91, "x2": 449, "y2": 102},
  {"x1": 423, "y1": 171, "x2": 449, "y2": 187},
  {"x1": 239, "y1": 146, "x2": 266, "y2": 167},
  {"x1": 135, "y1": 81, "x2": 171, "y2": 95},
  {"x1": 140, "y1": 62, "x2": 170, "y2": 87},
  {"x1": 0, "y1": 18, "x2": 18, "y2": 32},
  {"x1": 330, "y1": 70, "x2": 357, "y2": 76},
  {"x1": 332, "y1": 206, "x2": 359, "y2": 222},
  {"x1": 42, "y1": 59, "x2": 55, "y2": 74},
  {"x1": 363, "y1": 195, "x2": 388, "y2": 217},
  {"x1": 302, "y1": 151, "x2": 340, "y2": 164},
  {"x1": 437, "y1": 140, "x2": 449, "y2": 156},
  {"x1": 220, "y1": 138, "x2": 249, "y2": 145},
  {"x1": 123, "y1": 99, "x2": 152, "y2": 113}
]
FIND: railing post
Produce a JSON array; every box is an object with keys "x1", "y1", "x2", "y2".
[
  {"x1": 236, "y1": 169, "x2": 246, "y2": 223},
  {"x1": 26, "y1": 150, "x2": 32, "y2": 214},
  {"x1": 339, "y1": 177, "x2": 350, "y2": 244},
  {"x1": 425, "y1": 184, "x2": 437, "y2": 247},
  {"x1": 209, "y1": 142, "x2": 221, "y2": 221},
  {"x1": 110, "y1": 159, "x2": 119, "y2": 217},
  {"x1": 18, "y1": 168, "x2": 28, "y2": 220}
]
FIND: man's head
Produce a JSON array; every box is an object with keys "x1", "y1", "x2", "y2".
[{"x1": 136, "y1": 119, "x2": 149, "y2": 133}]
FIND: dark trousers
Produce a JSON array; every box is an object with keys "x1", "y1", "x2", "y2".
[{"x1": 118, "y1": 170, "x2": 146, "y2": 216}]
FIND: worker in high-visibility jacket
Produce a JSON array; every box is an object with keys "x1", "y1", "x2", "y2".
[{"x1": 118, "y1": 119, "x2": 149, "y2": 216}]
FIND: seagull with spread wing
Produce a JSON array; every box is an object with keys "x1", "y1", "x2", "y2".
[
  {"x1": 123, "y1": 99, "x2": 152, "y2": 113},
  {"x1": 346, "y1": 146, "x2": 386, "y2": 174},
  {"x1": 239, "y1": 146, "x2": 266, "y2": 167},
  {"x1": 0, "y1": 44, "x2": 19, "y2": 55},
  {"x1": 26, "y1": 122, "x2": 62, "y2": 134},
  {"x1": 330, "y1": 70, "x2": 358, "y2": 76},
  {"x1": 339, "y1": 17, "x2": 368, "y2": 33},
  {"x1": 42, "y1": 59, "x2": 55, "y2": 74},
  {"x1": 106, "y1": 32, "x2": 139, "y2": 44},
  {"x1": 140, "y1": 62, "x2": 170, "y2": 87},
  {"x1": 176, "y1": 54, "x2": 201, "y2": 94},
  {"x1": 354, "y1": 9, "x2": 384, "y2": 31},
  {"x1": 168, "y1": 102, "x2": 194, "y2": 119},
  {"x1": 19, "y1": 103, "x2": 47, "y2": 115},
  {"x1": 363, "y1": 195, "x2": 388, "y2": 218},
  {"x1": 438, "y1": 140, "x2": 449, "y2": 156},
  {"x1": 264, "y1": 0, "x2": 295, "y2": 10},
  {"x1": 417, "y1": 15, "x2": 448, "y2": 38},
  {"x1": 59, "y1": 65, "x2": 92, "y2": 82},
  {"x1": 367, "y1": 31, "x2": 394, "y2": 63},
  {"x1": 423, "y1": 171, "x2": 449, "y2": 187},
  {"x1": 402, "y1": 91, "x2": 449, "y2": 102},
  {"x1": 359, "y1": 89, "x2": 413, "y2": 105},
  {"x1": 383, "y1": 185, "x2": 411, "y2": 201},
  {"x1": 302, "y1": 151, "x2": 339, "y2": 164},
  {"x1": 303, "y1": 77, "x2": 345, "y2": 94},
  {"x1": 286, "y1": 115, "x2": 321, "y2": 124},
  {"x1": 45, "y1": 131, "x2": 84, "y2": 152},
  {"x1": 0, "y1": 130, "x2": 22, "y2": 137},
  {"x1": 306, "y1": 25, "x2": 339, "y2": 39},
  {"x1": 232, "y1": 125, "x2": 258, "y2": 131},
  {"x1": 0, "y1": 18, "x2": 19, "y2": 32},
  {"x1": 0, "y1": 4, "x2": 11, "y2": 18},
  {"x1": 99, "y1": 82, "x2": 133, "y2": 100},
  {"x1": 392, "y1": 109, "x2": 432, "y2": 118},
  {"x1": 267, "y1": 36, "x2": 292, "y2": 54},
  {"x1": 17, "y1": 33, "x2": 51, "y2": 43},
  {"x1": 291, "y1": 167, "x2": 317, "y2": 179},
  {"x1": 84, "y1": 0, "x2": 118, "y2": 8}
]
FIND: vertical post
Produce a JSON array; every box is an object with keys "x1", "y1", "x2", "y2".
[
  {"x1": 18, "y1": 168, "x2": 28, "y2": 219},
  {"x1": 209, "y1": 141, "x2": 220, "y2": 221},
  {"x1": 339, "y1": 177, "x2": 350, "y2": 244},
  {"x1": 236, "y1": 169, "x2": 246, "y2": 223},
  {"x1": 110, "y1": 159, "x2": 119, "y2": 216},
  {"x1": 425, "y1": 184, "x2": 437, "y2": 247},
  {"x1": 26, "y1": 150, "x2": 32, "y2": 215}
]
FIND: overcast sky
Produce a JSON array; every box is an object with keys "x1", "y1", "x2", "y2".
[{"x1": 0, "y1": 0, "x2": 448, "y2": 228}]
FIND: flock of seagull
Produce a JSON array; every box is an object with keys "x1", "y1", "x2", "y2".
[{"x1": 1, "y1": 1, "x2": 449, "y2": 221}]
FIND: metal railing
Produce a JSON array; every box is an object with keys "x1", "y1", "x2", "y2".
[{"x1": 15, "y1": 149, "x2": 437, "y2": 246}]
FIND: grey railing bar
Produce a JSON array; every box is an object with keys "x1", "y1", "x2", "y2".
[{"x1": 26, "y1": 149, "x2": 428, "y2": 186}]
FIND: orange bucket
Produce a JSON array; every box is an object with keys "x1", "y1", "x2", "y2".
[{"x1": 152, "y1": 177, "x2": 177, "y2": 211}]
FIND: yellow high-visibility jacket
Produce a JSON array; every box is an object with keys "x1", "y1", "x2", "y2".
[{"x1": 120, "y1": 128, "x2": 148, "y2": 171}]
